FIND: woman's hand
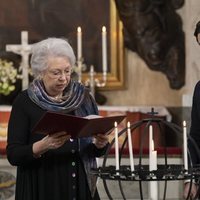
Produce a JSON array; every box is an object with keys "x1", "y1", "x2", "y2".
[
  {"x1": 33, "y1": 131, "x2": 71, "y2": 157},
  {"x1": 43, "y1": 131, "x2": 71, "y2": 149},
  {"x1": 93, "y1": 134, "x2": 109, "y2": 149},
  {"x1": 183, "y1": 182, "x2": 198, "y2": 199}
]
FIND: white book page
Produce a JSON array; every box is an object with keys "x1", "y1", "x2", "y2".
[{"x1": 84, "y1": 115, "x2": 103, "y2": 119}]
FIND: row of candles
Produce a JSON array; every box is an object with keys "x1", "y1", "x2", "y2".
[
  {"x1": 76, "y1": 26, "x2": 107, "y2": 82},
  {"x1": 114, "y1": 121, "x2": 188, "y2": 199},
  {"x1": 114, "y1": 122, "x2": 158, "y2": 175},
  {"x1": 114, "y1": 121, "x2": 188, "y2": 174}
]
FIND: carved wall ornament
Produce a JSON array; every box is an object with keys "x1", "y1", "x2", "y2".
[{"x1": 115, "y1": 0, "x2": 185, "y2": 89}]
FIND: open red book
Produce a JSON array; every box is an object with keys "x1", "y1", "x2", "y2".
[{"x1": 31, "y1": 111, "x2": 125, "y2": 138}]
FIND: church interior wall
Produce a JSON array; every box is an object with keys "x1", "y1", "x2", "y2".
[{"x1": 102, "y1": 50, "x2": 185, "y2": 107}]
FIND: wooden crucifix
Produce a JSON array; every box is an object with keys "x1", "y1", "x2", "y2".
[{"x1": 6, "y1": 31, "x2": 32, "y2": 90}]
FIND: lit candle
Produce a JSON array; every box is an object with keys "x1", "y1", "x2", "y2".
[
  {"x1": 77, "y1": 27, "x2": 82, "y2": 82},
  {"x1": 77, "y1": 26, "x2": 82, "y2": 61},
  {"x1": 149, "y1": 125, "x2": 153, "y2": 164},
  {"x1": 114, "y1": 121, "x2": 119, "y2": 175},
  {"x1": 127, "y1": 122, "x2": 135, "y2": 172},
  {"x1": 102, "y1": 26, "x2": 107, "y2": 77},
  {"x1": 183, "y1": 121, "x2": 188, "y2": 171}
]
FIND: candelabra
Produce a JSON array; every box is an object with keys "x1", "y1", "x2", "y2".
[
  {"x1": 84, "y1": 65, "x2": 107, "y2": 97},
  {"x1": 91, "y1": 114, "x2": 200, "y2": 200},
  {"x1": 75, "y1": 25, "x2": 107, "y2": 97},
  {"x1": 74, "y1": 59, "x2": 107, "y2": 97},
  {"x1": 76, "y1": 58, "x2": 86, "y2": 83}
]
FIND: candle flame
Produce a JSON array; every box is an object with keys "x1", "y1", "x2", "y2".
[
  {"x1": 114, "y1": 121, "x2": 117, "y2": 127},
  {"x1": 183, "y1": 120, "x2": 186, "y2": 127},
  {"x1": 127, "y1": 121, "x2": 130, "y2": 128},
  {"x1": 77, "y1": 27, "x2": 82, "y2": 33},
  {"x1": 102, "y1": 26, "x2": 106, "y2": 33}
]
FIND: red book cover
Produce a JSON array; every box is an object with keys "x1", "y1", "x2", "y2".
[{"x1": 31, "y1": 111, "x2": 125, "y2": 138}]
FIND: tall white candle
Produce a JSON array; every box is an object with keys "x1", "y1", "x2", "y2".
[
  {"x1": 102, "y1": 26, "x2": 107, "y2": 77},
  {"x1": 183, "y1": 121, "x2": 188, "y2": 171},
  {"x1": 77, "y1": 27, "x2": 82, "y2": 61},
  {"x1": 77, "y1": 27, "x2": 82, "y2": 82},
  {"x1": 149, "y1": 125, "x2": 153, "y2": 165},
  {"x1": 114, "y1": 121, "x2": 119, "y2": 175},
  {"x1": 127, "y1": 122, "x2": 135, "y2": 172}
]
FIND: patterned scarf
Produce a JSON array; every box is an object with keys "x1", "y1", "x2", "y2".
[{"x1": 27, "y1": 79, "x2": 98, "y2": 116}]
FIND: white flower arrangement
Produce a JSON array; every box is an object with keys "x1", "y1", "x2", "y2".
[{"x1": 0, "y1": 59, "x2": 18, "y2": 95}]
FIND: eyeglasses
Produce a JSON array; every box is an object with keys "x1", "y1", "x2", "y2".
[{"x1": 47, "y1": 69, "x2": 72, "y2": 79}]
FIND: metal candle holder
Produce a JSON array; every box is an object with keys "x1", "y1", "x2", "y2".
[
  {"x1": 85, "y1": 65, "x2": 106, "y2": 97},
  {"x1": 91, "y1": 114, "x2": 200, "y2": 200},
  {"x1": 74, "y1": 59, "x2": 107, "y2": 97}
]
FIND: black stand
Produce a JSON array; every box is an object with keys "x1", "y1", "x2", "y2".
[{"x1": 91, "y1": 110, "x2": 200, "y2": 200}]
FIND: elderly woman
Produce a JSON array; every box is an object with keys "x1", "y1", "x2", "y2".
[{"x1": 7, "y1": 38, "x2": 109, "y2": 200}]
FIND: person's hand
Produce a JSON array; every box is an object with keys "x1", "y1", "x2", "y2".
[
  {"x1": 43, "y1": 131, "x2": 71, "y2": 149},
  {"x1": 183, "y1": 182, "x2": 198, "y2": 199},
  {"x1": 33, "y1": 131, "x2": 71, "y2": 157},
  {"x1": 93, "y1": 134, "x2": 109, "y2": 149}
]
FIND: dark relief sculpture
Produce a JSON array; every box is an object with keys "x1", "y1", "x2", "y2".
[{"x1": 115, "y1": 0, "x2": 185, "y2": 89}]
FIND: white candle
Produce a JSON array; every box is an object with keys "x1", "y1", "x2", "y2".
[
  {"x1": 183, "y1": 121, "x2": 188, "y2": 171},
  {"x1": 149, "y1": 126, "x2": 158, "y2": 200},
  {"x1": 151, "y1": 151, "x2": 157, "y2": 170},
  {"x1": 89, "y1": 65, "x2": 95, "y2": 97},
  {"x1": 77, "y1": 27, "x2": 82, "y2": 82},
  {"x1": 149, "y1": 140, "x2": 158, "y2": 200},
  {"x1": 90, "y1": 65, "x2": 94, "y2": 74},
  {"x1": 102, "y1": 26, "x2": 107, "y2": 76},
  {"x1": 127, "y1": 122, "x2": 135, "y2": 172},
  {"x1": 114, "y1": 121, "x2": 119, "y2": 175},
  {"x1": 77, "y1": 27, "x2": 82, "y2": 61},
  {"x1": 21, "y1": 31, "x2": 28, "y2": 45},
  {"x1": 149, "y1": 125, "x2": 153, "y2": 164},
  {"x1": 150, "y1": 140, "x2": 157, "y2": 170}
]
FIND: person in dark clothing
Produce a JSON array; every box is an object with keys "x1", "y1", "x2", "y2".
[
  {"x1": 194, "y1": 21, "x2": 200, "y2": 45},
  {"x1": 183, "y1": 22, "x2": 200, "y2": 199},
  {"x1": 6, "y1": 38, "x2": 109, "y2": 200},
  {"x1": 183, "y1": 81, "x2": 200, "y2": 199}
]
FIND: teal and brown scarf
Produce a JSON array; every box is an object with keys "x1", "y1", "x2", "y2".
[{"x1": 27, "y1": 79, "x2": 98, "y2": 116}]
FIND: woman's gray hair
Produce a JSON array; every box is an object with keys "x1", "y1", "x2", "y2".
[{"x1": 30, "y1": 38, "x2": 76, "y2": 77}]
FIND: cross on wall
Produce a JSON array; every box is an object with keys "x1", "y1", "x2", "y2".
[{"x1": 6, "y1": 31, "x2": 32, "y2": 91}]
